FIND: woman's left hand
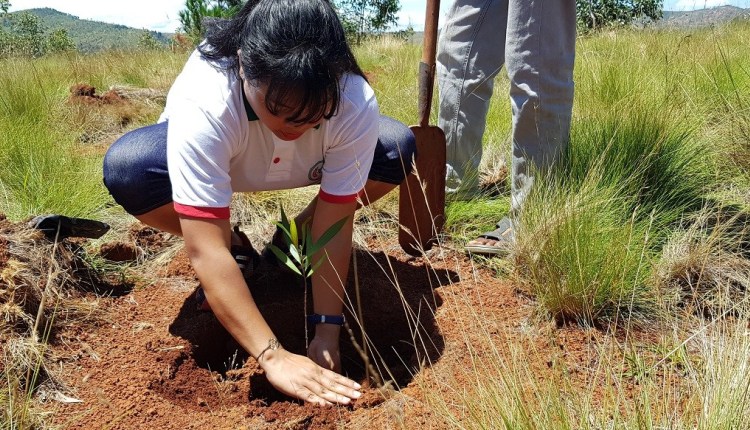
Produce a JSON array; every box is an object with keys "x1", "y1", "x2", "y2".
[{"x1": 308, "y1": 327, "x2": 342, "y2": 372}]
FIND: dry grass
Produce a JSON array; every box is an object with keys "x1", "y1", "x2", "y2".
[
  {"x1": 654, "y1": 208, "x2": 750, "y2": 317},
  {"x1": 0, "y1": 218, "x2": 110, "y2": 418}
]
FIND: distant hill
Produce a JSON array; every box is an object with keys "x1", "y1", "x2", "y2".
[
  {"x1": 660, "y1": 5, "x2": 750, "y2": 28},
  {"x1": 3, "y1": 8, "x2": 172, "y2": 53}
]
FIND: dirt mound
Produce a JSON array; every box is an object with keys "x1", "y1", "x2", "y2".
[
  {"x1": 69, "y1": 83, "x2": 126, "y2": 105},
  {"x1": 98, "y1": 224, "x2": 170, "y2": 263},
  {"x1": 0, "y1": 214, "x2": 135, "y2": 404},
  {"x1": 67, "y1": 83, "x2": 165, "y2": 146}
]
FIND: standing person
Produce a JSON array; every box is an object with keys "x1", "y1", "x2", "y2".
[
  {"x1": 103, "y1": 0, "x2": 415, "y2": 405},
  {"x1": 437, "y1": 0, "x2": 576, "y2": 255}
]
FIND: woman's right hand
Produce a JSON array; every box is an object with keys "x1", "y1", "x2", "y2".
[{"x1": 260, "y1": 347, "x2": 361, "y2": 406}]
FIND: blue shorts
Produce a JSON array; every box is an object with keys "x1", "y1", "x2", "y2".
[{"x1": 103, "y1": 115, "x2": 416, "y2": 215}]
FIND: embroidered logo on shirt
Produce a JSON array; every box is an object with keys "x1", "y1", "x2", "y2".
[{"x1": 308, "y1": 160, "x2": 324, "y2": 183}]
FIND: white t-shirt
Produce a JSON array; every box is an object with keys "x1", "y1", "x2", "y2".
[{"x1": 160, "y1": 50, "x2": 379, "y2": 219}]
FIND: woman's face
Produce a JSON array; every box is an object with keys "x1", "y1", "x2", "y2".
[{"x1": 242, "y1": 79, "x2": 323, "y2": 141}]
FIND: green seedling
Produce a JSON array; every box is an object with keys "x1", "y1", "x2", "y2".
[
  {"x1": 266, "y1": 205, "x2": 348, "y2": 347},
  {"x1": 268, "y1": 206, "x2": 385, "y2": 386},
  {"x1": 266, "y1": 205, "x2": 348, "y2": 278}
]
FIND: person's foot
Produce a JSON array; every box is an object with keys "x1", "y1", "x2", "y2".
[
  {"x1": 230, "y1": 225, "x2": 260, "y2": 278},
  {"x1": 465, "y1": 217, "x2": 515, "y2": 256},
  {"x1": 28, "y1": 214, "x2": 110, "y2": 240}
]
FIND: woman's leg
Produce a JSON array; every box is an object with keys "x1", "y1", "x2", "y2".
[
  {"x1": 103, "y1": 121, "x2": 182, "y2": 235},
  {"x1": 135, "y1": 203, "x2": 182, "y2": 236}
]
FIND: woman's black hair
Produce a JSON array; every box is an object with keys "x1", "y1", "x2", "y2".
[{"x1": 198, "y1": 0, "x2": 366, "y2": 124}]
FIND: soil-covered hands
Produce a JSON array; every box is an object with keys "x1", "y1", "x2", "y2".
[{"x1": 260, "y1": 347, "x2": 361, "y2": 406}]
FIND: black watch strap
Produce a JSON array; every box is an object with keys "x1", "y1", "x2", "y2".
[{"x1": 307, "y1": 313, "x2": 345, "y2": 326}]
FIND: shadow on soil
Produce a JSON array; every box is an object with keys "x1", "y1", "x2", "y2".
[{"x1": 167, "y1": 247, "x2": 454, "y2": 402}]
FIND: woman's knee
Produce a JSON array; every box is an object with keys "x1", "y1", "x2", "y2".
[
  {"x1": 369, "y1": 116, "x2": 416, "y2": 185},
  {"x1": 103, "y1": 122, "x2": 171, "y2": 215}
]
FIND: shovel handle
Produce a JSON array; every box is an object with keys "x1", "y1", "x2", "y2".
[{"x1": 417, "y1": 0, "x2": 440, "y2": 128}]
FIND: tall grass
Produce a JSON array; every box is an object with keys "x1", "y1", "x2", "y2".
[
  {"x1": 516, "y1": 177, "x2": 657, "y2": 325},
  {"x1": 507, "y1": 22, "x2": 750, "y2": 325},
  {"x1": 0, "y1": 56, "x2": 108, "y2": 219},
  {"x1": 0, "y1": 51, "x2": 185, "y2": 221},
  {"x1": 566, "y1": 107, "x2": 711, "y2": 233},
  {"x1": 0, "y1": 116, "x2": 108, "y2": 219},
  {"x1": 514, "y1": 101, "x2": 719, "y2": 325}
]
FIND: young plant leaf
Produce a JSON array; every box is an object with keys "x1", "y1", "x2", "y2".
[
  {"x1": 307, "y1": 216, "x2": 349, "y2": 256},
  {"x1": 268, "y1": 244, "x2": 303, "y2": 275},
  {"x1": 274, "y1": 221, "x2": 293, "y2": 246},
  {"x1": 288, "y1": 243, "x2": 302, "y2": 265},
  {"x1": 310, "y1": 256, "x2": 326, "y2": 274},
  {"x1": 290, "y1": 218, "x2": 299, "y2": 248},
  {"x1": 279, "y1": 205, "x2": 290, "y2": 228}
]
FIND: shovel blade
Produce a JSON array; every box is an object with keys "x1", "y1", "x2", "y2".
[{"x1": 398, "y1": 125, "x2": 446, "y2": 256}]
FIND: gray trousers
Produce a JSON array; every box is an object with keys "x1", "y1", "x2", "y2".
[{"x1": 437, "y1": 0, "x2": 576, "y2": 213}]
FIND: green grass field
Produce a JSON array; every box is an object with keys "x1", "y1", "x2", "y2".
[{"x1": 2, "y1": 21, "x2": 750, "y2": 428}]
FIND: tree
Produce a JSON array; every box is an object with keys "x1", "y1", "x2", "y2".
[
  {"x1": 8, "y1": 12, "x2": 47, "y2": 57},
  {"x1": 48, "y1": 28, "x2": 76, "y2": 53},
  {"x1": 335, "y1": 0, "x2": 400, "y2": 44},
  {"x1": 576, "y1": 0, "x2": 663, "y2": 31},
  {"x1": 0, "y1": 1, "x2": 9, "y2": 56},
  {"x1": 137, "y1": 30, "x2": 162, "y2": 50},
  {"x1": 178, "y1": 0, "x2": 243, "y2": 42},
  {"x1": 0, "y1": 4, "x2": 76, "y2": 57}
]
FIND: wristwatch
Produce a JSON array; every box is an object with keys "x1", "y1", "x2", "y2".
[{"x1": 307, "y1": 313, "x2": 345, "y2": 326}]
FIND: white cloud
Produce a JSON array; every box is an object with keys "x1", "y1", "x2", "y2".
[
  {"x1": 670, "y1": 0, "x2": 730, "y2": 10},
  {"x1": 8, "y1": 0, "x2": 185, "y2": 32},
  {"x1": 395, "y1": 0, "x2": 450, "y2": 31},
  {"x1": 665, "y1": 0, "x2": 749, "y2": 10}
]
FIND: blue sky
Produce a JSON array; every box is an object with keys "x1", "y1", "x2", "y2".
[{"x1": 8, "y1": 0, "x2": 750, "y2": 33}]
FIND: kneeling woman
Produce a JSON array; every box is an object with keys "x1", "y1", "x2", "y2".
[{"x1": 102, "y1": 0, "x2": 415, "y2": 406}]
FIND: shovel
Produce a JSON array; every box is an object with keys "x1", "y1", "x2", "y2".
[{"x1": 398, "y1": 0, "x2": 446, "y2": 256}]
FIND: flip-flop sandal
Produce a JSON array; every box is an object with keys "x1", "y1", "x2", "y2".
[
  {"x1": 195, "y1": 225, "x2": 260, "y2": 312},
  {"x1": 28, "y1": 214, "x2": 110, "y2": 240},
  {"x1": 465, "y1": 217, "x2": 515, "y2": 256}
]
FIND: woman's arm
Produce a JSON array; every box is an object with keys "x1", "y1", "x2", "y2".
[
  {"x1": 180, "y1": 216, "x2": 361, "y2": 405},
  {"x1": 306, "y1": 198, "x2": 357, "y2": 371},
  {"x1": 181, "y1": 217, "x2": 274, "y2": 354}
]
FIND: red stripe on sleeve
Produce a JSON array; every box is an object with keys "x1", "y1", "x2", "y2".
[
  {"x1": 173, "y1": 203, "x2": 230, "y2": 219},
  {"x1": 318, "y1": 189, "x2": 359, "y2": 204}
]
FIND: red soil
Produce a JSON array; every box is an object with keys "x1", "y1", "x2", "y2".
[
  {"x1": 0, "y1": 223, "x2": 632, "y2": 429},
  {"x1": 69, "y1": 84, "x2": 126, "y2": 105}
]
